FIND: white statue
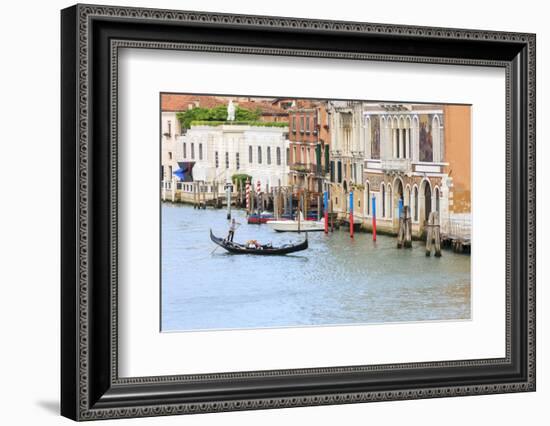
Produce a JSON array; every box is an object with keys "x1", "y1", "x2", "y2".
[{"x1": 227, "y1": 100, "x2": 236, "y2": 121}]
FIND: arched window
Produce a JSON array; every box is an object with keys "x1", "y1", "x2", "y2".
[
  {"x1": 371, "y1": 116, "x2": 380, "y2": 159},
  {"x1": 419, "y1": 115, "x2": 434, "y2": 162},
  {"x1": 432, "y1": 115, "x2": 441, "y2": 162},
  {"x1": 392, "y1": 117, "x2": 399, "y2": 159},
  {"x1": 381, "y1": 183, "x2": 386, "y2": 217},
  {"x1": 405, "y1": 116, "x2": 412, "y2": 159},
  {"x1": 248, "y1": 145, "x2": 253, "y2": 163},
  {"x1": 414, "y1": 186, "x2": 418, "y2": 221},
  {"x1": 388, "y1": 184, "x2": 393, "y2": 218},
  {"x1": 399, "y1": 116, "x2": 406, "y2": 159},
  {"x1": 435, "y1": 187, "x2": 440, "y2": 213},
  {"x1": 276, "y1": 147, "x2": 281, "y2": 165},
  {"x1": 412, "y1": 115, "x2": 419, "y2": 161},
  {"x1": 267, "y1": 146, "x2": 271, "y2": 165},
  {"x1": 258, "y1": 146, "x2": 262, "y2": 164}
]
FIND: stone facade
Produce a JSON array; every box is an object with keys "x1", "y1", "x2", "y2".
[
  {"x1": 327, "y1": 102, "x2": 471, "y2": 236},
  {"x1": 288, "y1": 103, "x2": 331, "y2": 193},
  {"x1": 160, "y1": 111, "x2": 181, "y2": 182},
  {"x1": 177, "y1": 124, "x2": 290, "y2": 191}
]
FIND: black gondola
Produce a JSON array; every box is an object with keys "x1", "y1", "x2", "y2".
[{"x1": 210, "y1": 229, "x2": 308, "y2": 255}]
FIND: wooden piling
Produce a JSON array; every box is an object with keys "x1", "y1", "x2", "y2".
[
  {"x1": 425, "y1": 211, "x2": 442, "y2": 257},
  {"x1": 275, "y1": 188, "x2": 279, "y2": 218},
  {"x1": 397, "y1": 206, "x2": 412, "y2": 249},
  {"x1": 433, "y1": 212, "x2": 441, "y2": 257},
  {"x1": 397, "y1": 219, "x2": 404, "y2": 248},
  {"x1": 404, "y1": 206, "x2": 412, "y2": 248}
]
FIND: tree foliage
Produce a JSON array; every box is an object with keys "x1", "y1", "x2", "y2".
[
  {"x1": 231, "y1": 173, "x2": 253, "y2": 188},
  {"x1": 176, "y1": 105, "x2": 262, "y2": 129}
]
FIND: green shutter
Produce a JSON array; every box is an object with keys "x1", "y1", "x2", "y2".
[{"x1": 315, "y1": 144, "x2": 322, "y2": 175}]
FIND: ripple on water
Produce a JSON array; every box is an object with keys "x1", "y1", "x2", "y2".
[{"x1": 161, "y1": 203, "x2": 471, "y2": 332}]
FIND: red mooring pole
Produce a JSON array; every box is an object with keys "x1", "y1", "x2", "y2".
[
  {"x1": 372, "y1": 195, "x2": 377, "y2": 242},
  {"x1": 349, "y1": 191, "x2": 354, "y2": 239}
]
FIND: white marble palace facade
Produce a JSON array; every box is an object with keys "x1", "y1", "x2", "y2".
[
  {"x1": 176, "y1": 124, "x2": 290, "y2": 191},
  {"x1": 329, "y1": 102, "x2": 455, "y2": 235},
  {"x1": 361, "y1": 104, "x2": 448, "y2": 233},
  {"x1": 327, "y1": 101, "x2": 365, "y2": 190}
]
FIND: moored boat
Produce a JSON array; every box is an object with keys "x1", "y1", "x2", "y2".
[
  {"x1": 267, "y1": 212, "x2": 325, "y2": 232},
  {"x1": 246, "y1": 212, "x2": 274, "y2": 224},
  {"x1": 209, "y1": 229, "x2": 308, "y2": 255}
]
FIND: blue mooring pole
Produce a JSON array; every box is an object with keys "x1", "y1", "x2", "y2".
[
  {"x1": 372, "y1": 195, "x2": 377, "y2": 241},
  {"x1": 323, "y1": 191, "x2": 329, "y2": 234},
  {"x1": 349, "y1": 191, "x2": 354, "y2": 238}
]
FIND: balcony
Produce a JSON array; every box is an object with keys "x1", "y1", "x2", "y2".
[
  {"x1": 290, "y1": 163, "x2": 312, "y2": 174},
  {"x1": 380, "y1": 158, "x2": 412, "y2": 173}
]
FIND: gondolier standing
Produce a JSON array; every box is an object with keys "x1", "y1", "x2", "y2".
[{"x1": 227, "y1": 218, "x2": 240, "y2": 242}]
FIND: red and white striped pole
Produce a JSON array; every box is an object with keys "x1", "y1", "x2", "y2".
[
  {"x1": 256, "y1": 180, "x2": 261, "y2": 212},
  {"x1": 245, "y1": 179, "x2": 251, "y2": 213}
]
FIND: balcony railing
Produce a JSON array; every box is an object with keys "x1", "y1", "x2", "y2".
[
  {"x1": 290, "y1": 162, "x2": 312, "y2": 174},
  {"x1": 380, "y1": 158, "x2": 412, "y2": 173}
]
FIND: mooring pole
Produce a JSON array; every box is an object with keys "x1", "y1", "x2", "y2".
[
  {"x1": 289, "y1": 189, "x2": 294, "y2": 220},
  {"x1": 398, "y1": 198, "x2": 403, "y2": 220},
  {"x1": 226, "y1": 182, "x2": 232, "y2": 220},
  {"x1": 372, "y1": 195, "x2": 377, "y2": 242},
  {"x1": 349, "y1": 191, "x2": 354, "y2": 239},
  {"x1": 245, "y1": 179, "x2": 250, "y2": 214},
  {"x1": 323, "y1": 191, "x2": 329, "y2": 234}
]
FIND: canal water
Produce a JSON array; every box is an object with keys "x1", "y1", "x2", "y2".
[{"x1": 161, "y1": 203, "x2": 471, "y2": 332}]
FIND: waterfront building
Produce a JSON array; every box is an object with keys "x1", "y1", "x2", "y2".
[
  {"x1": 327, "y1": 101, "x2": 365, "y2": 216},
  {"x1": 161, "y1": 95, "x2": 224, "y2": 183},
  {"x1": 357, "y1": 103, "x2": 471, "y2": 236},
  {"x1": 161, "y1": 95, "x2": 289, "y2": 185},
  {"x1": 176, "y1": 123, "x2": 290, "y2": 191},
  {"x1": 287, "y1": 102, "x2": 331, "y2": 194}
]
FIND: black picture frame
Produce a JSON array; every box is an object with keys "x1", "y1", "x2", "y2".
[{"x1": 61, "y1": 3, "x2": 536, "y2": 421}]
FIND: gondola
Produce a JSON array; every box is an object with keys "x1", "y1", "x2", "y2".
[{"x1": 210, "y1": 229, "x2": 308, "y2": 255}]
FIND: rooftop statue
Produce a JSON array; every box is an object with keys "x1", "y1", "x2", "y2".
[{"x1": 227, "y1": 100, "x2": 236, "y2": 121}]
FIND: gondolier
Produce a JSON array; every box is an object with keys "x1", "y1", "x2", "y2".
[{"x1": 227, "y1": 218, "x2": 239, "y2": 242}]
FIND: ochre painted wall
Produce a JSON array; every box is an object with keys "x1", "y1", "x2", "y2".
[{"x1": 443, "y1": 105, "x2": 471, "y2": 214}]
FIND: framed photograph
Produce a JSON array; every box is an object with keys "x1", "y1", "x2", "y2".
[{"x1": 61, "y1": 4, "x2": 536, "y2": 421}]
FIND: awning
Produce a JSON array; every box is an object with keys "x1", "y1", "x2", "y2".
[{"x1": 173, "y1": 161, "x2": 195, "y2": 182}]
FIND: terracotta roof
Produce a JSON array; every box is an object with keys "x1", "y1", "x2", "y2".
[
  {"x1": 237, "y1": 100, "x2": 288, "y2": 116},
  {"x1": 161, "y1": 94, "x2": 224, "y2": 111},
  {"x1": 161, "y1": 94, "x2": 290, "y2": 116},
  {"x1": 287, "y1": 99, "x2": 326, "y2": 112}
]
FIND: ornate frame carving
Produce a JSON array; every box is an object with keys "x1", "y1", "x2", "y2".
[{"x1": 61, "y1": 4, "x2": 536, "y2": 420}]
